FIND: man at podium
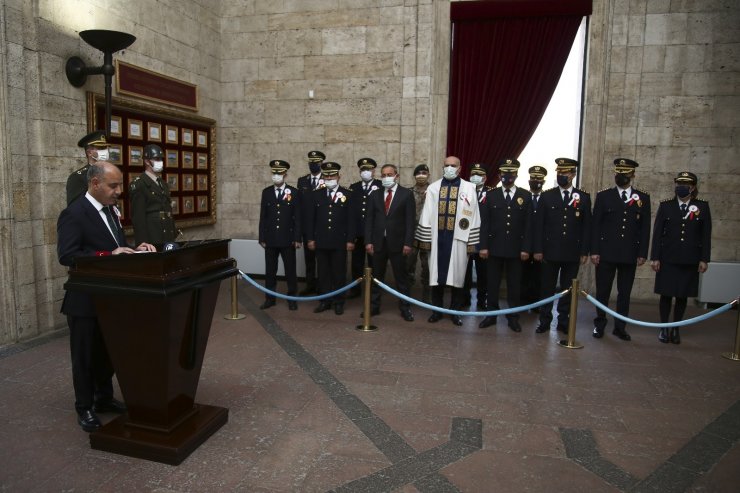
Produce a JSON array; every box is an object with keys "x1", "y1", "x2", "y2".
[{"x1": 57, "y1": 161, "x2": 155, "y2": 432}]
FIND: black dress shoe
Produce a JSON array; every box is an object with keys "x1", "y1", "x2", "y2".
[
  {"x1": 451, "y1": 315, "x2": 463, "y2": 326},
  {"x1": 658, "y1": 328, "x2": 669, "y2": 343},
  {"x1": 613, "y1": 328, "x2": 632, "y2": 341},
  {"x1": 401, "y1": 309, "x2": 414, "y2": 322},
  {"x1": 78, "y1": 409, "x2": 102, "y2": 432},
  {"x1": 259, "y1": 299, "x2": 276, "y2": 310},
  {"x1": 93, "y1": 397, "x2": 126, "y2": 414},
  {"x1": 670, "y1": 327, "x2": 680, "y2": 344},
  {"x1": 288, "y1": 300, "x2": 298, "y2": 311},
  {"x1": 535, "y1": 323, "x2": 549, "y2": 333},
  {"x1": 314, "y1": 302, "x2": 332, "y2": 313},
  {"x1": 508, "y1": 319, "x2": 522, "y2": 332},
  {"x1": 334, "y1": 304, "x2": 344, "y2": 315},
  {"x1": 428, "y1": 312, "x2": 443, "y2": 323},
  {"x1": 478, "y1": 316, "x2": 496, "y2": 328},
  {"x1": 360, "y1": 307, "x2": 380, "y2": 318},
  {"x1": 593, "y1": 327, "x2": 604, "y2": 339}
]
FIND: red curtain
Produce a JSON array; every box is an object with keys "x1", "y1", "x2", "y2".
[{"x1": 447, "y1": 1, "x2": 590, "y2": 179}]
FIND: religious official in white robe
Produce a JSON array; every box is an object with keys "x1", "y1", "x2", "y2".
[{"x1": 414, "y1": 156, "x2": 480, "y2": 325}]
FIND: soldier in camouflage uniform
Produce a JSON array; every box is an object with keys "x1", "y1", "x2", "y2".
[{"x1": 406, "y1": 164, "x2": 431, "y2": 302}]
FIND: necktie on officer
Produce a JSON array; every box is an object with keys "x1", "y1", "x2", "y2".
[
  {"x1": 384, "y1": 189, "x2": 393, "y2": 214},
  {"x1": 157, "y1": 177, "x2": 164, "y2": 189},
  {"x1": 563, "y1": 190, "x2": 570, "y2": 205},
  {"x1": 102, "y1": 206, "x2": 122, "y2": 246},
  {"x1": 505, "y1": 190, "x2": 511, "y2": 204},
  {"x1": 533, "y1": 194, "x2": 539, "y2": 210},
  {"x1": 621, "y1": 190, "x2": 628, "y2": 202},
  {"x1": 311, "y1": 177, "x2": 317, "y2": 190},
  {"x1": 681, "y1": 203, "x2": 688, "y2": 215}
]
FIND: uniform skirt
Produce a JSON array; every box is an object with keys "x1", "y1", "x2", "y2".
[{"x1": 654, "y1": 262, "x2": 700, "y2": 297}]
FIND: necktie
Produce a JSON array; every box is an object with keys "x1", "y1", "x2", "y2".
[
  {"x1": 311, "y1": 177, "x2": 317, "y2": 190},
  {"x1": 384, "y1": 189, "x2": 393, "y2": 214},
  {"x1": 505, "y1": 190, "x2": 511, "y2": 204},
  {"x1": 681, "y1": 203, "x2": 688, "y2": 215},
  {"x1": 276, "y1": 187, "x2": 283, "y2": 200},
  {"x1": 563, "y1": 190, "x2": 570, "y2": 205},
  {"x1": 621, "y1": 190, "x2": 628, "y2": 202},
  {"x1": 102, "y1": 206, "x2": 121, "y2": 246},
  {"x1": 533, "y1": 195, "x2": 539, "y2": 210},
  {"x1": 156, "y1": 177, "x2": 164, "y2": 189},
  {"x1": 330, "y1": 190, "x2": 335, "y2": 202}
]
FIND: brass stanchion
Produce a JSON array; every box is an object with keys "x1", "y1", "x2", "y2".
[
  {"x1": 224, "y1": 275, "x2": 246, "y2": 320},
  {"x1": 356, "y1": 267, "x2": 377, "y2": 332},
  {"x1": 558, "y1": 278, "x2": 583, "y2": 349},
  {"x1": 721, "y1": 300, "x2": 740, "y2": 361}
]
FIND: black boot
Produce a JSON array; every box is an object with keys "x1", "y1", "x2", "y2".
[
  {"x1": 658, "y1": 328, "x2": 669, "y2": 343},
  {"x1": 670, "y1": 327, "x2": 681, "y2": 344}
]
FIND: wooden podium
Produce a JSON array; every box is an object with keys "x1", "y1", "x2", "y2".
[{"x1": 64, "y1": 239, "x2": 237, "y2": 465}]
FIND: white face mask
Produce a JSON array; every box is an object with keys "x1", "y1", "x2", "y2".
[
  {"x1": 443, "y1": 165, "x2": 458, "y2": 180},
  {"x1": 151, "y1": 160, "x2": 164, "y2": 173},
  {"x1": 324, "y1": 179, "x2": 338, "y2": 190},
  {"x1": 94, "y1": 148, "x2": 109, "y2": 161},
  {"x1": 469, "y1": 175, "x2": 484, "y2": 185},
  {"x1": 271, "y1": 174, "x2": 284, "y2": 185},
  {"x1": 381, "y1": 176, "x2": 396, "y2": 189},
  {"x1": 360, "y1": 170, "x2": 373, "y2": 182}
]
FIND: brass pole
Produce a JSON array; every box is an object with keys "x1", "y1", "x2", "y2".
[
  {"x1": 558, "y1": 278, "x2": 583, "y2": 349},
  {"x1": 224, "y1": 275, "x2": 246, "y2": 320},
  {"x1": 721, "y1": 300, "x2": 740, "y2": 361},
  {"x1": 356, "y1": 267, "x2": 377, "y2": 332}
]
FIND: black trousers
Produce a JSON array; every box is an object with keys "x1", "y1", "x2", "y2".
[
  {"x1": 264, "y1": 246, "x2": 297, "y2": 301},
  {"x1": 316, "y1": 248, "x2": 347, "y2": 305},
  {"x1": 521, "y1": 259, "x2": 542, "y2": 304},
  {"x1": 487, "y1": 256, "x2": 523, "y2": 320},
  {"x1": 67, "y1": 315, "x2": 114, "y2": 414},
  {"x1": 302, "y1": 241, "x2": 317, "y2": 290},
  {"x1": 370, "y1": 239, "x2": 410, "y2": 311},
  {"x1": 463, "y1": 253, "x2": 487, "y2": 305},
  {"x1": 594, "y1": 261, "x2": 637, "y2": 331},
  {"x1": 539, "y1": 260, "x2": 580, "y2": 327},
  {"x1": 431, "y1": 285, "x2": 465, "y2": 313},
  {"x1": 351, "y1": 237, "x2": 373, "y2": 287}
]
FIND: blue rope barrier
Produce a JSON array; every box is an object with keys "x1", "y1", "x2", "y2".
[
  {"x1": 584, "y1": 292, "x2": 737, "y2": 328},
  {"x1": 239, "y1": 270, "x2": 361, "y2": 302},
  {"x1": 373, "y1": 278, "x2": 569, "y2": 316}
]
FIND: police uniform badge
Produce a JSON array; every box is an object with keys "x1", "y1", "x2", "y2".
[{"x1": 516, "y1": 197, "x2": 523, "y2": 205}]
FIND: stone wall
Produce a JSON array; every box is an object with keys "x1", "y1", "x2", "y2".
[{"x1": 0, "y1": 0, "x2": 738, "y2": 346}]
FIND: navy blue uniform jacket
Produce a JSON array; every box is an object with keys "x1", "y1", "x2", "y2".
[
  {"x1": 258, "y1": 185, "x2": 301, "y2": 248},
  {"x1": 591, "y1": 187, "x2": 651, "y2": 263}
]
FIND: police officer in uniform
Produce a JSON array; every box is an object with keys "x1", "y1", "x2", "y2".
[
  {"x1": 129, "y1": 144, "x2": 177, "y2": 245},
  {"x1": 348, "y1": 158, "x2": 382, "y2": 298},
  {"x1": 591, "y1": 158, "x2": 651, "y2": 341},
  {"x1": 478, "y1": 159, "x2": 532, "y2": 332},
  {"x1": 533, "y1": 158, "x2": 591, "y2": 334},
  {"x1": 259, "y1": 160, "x2": 301, "y2": 311},
  {"x1": 463, "y1": 163, "x2": 494, "y2": 309},
  {"x1": 650, "y1": 171, "x2": 711, "y2": 344},
  {"x1": 521, "y1": 165, "x2": 547, "y2": 309},
  {"x1": 66, "y1": 131, "x2": 109, "y2": 205},
  {"x1": 306, "y1": 162, "x2": 355, "y2": 315},
  {"x1": 296, "y1": 150, "x2": 325, "y2": 295}
]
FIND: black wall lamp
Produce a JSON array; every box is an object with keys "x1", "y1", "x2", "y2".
[{"x1": 65, "y1": 29, "x2": 136, "y2": 139}]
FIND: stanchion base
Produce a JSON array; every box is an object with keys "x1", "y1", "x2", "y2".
[
  {"x1": 721, "y1": 352, "x2": 740, "y2": 361},
  {"x1": 558, "y1": 339, "x2": 584, "y2": 349},
  {"x1": 224, "y1": 314, "x2": 246, "y2": 320},
  {"x1": 356, "y1": 325, "x2": 378, "y2": 332}
]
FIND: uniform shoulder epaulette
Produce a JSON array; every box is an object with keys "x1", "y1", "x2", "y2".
[
  {"x1": 485, "y1": 185, "x2": 494, "y2": 191},
  {"x1": 634, "y1": 187, "x2": 650, "y2": 196},
  {"x1": 74, "y1": 164, "x2": 90, "y2": 175},
  {"x1": 578, "y1": 187, "x2": 589, "y2": 194},
  {"x1": 694, "y1": 198, "x2": 708, "y2": 204},
  {"x1": 129, "y1": 175, "x2": 141, "y2": 190},
  {"x1": 598, "y1": 186, "x2": 611, "y2": 193},
  {"x1": 660, "y1": 197, "x2": 673, "y2": 203},
  {"x1": 543, "y1": 186, "x2": 557, "y2": 193}
]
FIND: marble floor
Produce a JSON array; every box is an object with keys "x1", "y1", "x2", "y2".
[{"x1": 1, "y1": 279, "x2": 739, "y2": 492}]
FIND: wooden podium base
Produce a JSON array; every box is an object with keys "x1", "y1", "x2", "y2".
[{"x1": 90, "y1": 404, "x2": 228, "y2": 465}]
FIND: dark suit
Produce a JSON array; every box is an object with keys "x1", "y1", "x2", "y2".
[
  {"x1": 591, "y1": 187, "x2": 651, "y2": 331},
  {"x1": 349, "y1": 179, "x2": 382, "y2": 290},
  {"x1": 479, "y1": 186, "x2": 532, "y2": 321},
  {"x1": 305, "y1": 186, "x2": 355, "y2": 306},
  {"x1": 259, "y1": 185, "x2": 301, "y2": 302},
  {"x1": 365, "y1": 185, "x2": 415, "y2": 311},
  {"x1": 57, "y1": 195, "x2": 123, "y2": 413},
  {"x1": 463, "y1": 186, "x2": 494, "y2": 307},
  {"x1": 521, "y1": 192, "x2": 543, "y2": 305},
  {"x1": 129, "y1": 173, "x2": 177, "y2": 245},
  {"x1": 532, "y1": 186, "x2": 591, "y2": 329},
  {"x1": 296, "y1": 173, "x2": 322, "y2": 291},
  {"x1": 651, "y1": 198, "x2": 712, "y2": 297}
]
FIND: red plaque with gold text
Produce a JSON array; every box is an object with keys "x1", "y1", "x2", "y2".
[{"x1": 115, "y1": 60, "x2": 198, "y2": 111}]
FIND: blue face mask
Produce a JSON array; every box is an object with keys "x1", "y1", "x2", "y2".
[
  {"x1": 309, "y1": 162, "x2": 321, "y2": 174},
  {"x1": 501, "y1": 174, "x2": 515, "y2": 187},
  {"x1": 675, "y1": 185, "x2": 691, "y2": 198}
]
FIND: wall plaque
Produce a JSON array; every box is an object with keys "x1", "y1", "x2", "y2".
[{"x1": 115, "y1": 60, "x2": 198, "y2": 111}]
